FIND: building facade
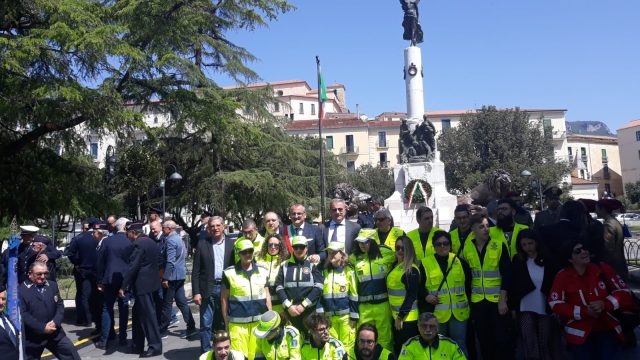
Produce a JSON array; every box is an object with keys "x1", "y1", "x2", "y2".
[
  {"x1": 566, "y1": 134, "x2": 623, "y2": 198},
  {"x1": 617, "y1": 119, "x2": 640, "y2": 195}
]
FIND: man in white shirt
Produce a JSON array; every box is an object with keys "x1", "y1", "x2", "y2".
[{"x1": 315, "y1": 199, "x2": 361, "y2": 262}]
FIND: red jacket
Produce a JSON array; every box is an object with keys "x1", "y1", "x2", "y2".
[{"x1": 548, "y1": 262, "x2": 632, "y2": 345}]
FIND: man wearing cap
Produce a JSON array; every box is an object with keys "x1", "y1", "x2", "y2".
[
  {"x1": 275, "y1": 235, "x2": 324, "y2": 334},
  {"x1": 0, "y1": 285, "x2": 20, "y2": 360},
  {"x1": 315, "y1": 199, "x2": 361, "y2": 261},
  {"x1": 406, "y1": 206, "x2": 443, "y2": 261},
  {"x1": 301, "y1": 313, "x2": 348, "y2": 360},
  {"x1": 65, "y1": 217, "x2": 100, "y2": 327},
  {"x1": 371, "y1": 208, "x2": 405, "y2": 250},
  {"x1": 96, "y1": 217, "x2": 132, "y2": 349},
  {"x1": 596, "y1": 199, "x2": 628, "y2": 280},
  {"x1": 192, "y1": 216, "x2": 236, "y2": 353},
  {"x1": 199, "y1": 330, "x2": 246, "y2": 360},
  {"x1": 120, "y1": 222, "x2": 162, "y2": 357},
  {"x1": 221, "y1": 239, "x2": 271, "y2": 360},
  {"x1": 2, "y1": 225, "x2": 58, "y2": 284},
  {"x1": 398, "y1": 313, "x2": 465, "y2": 360},
  {"x1": 533, "y1": 186, "x2": 564, "y2": 233},
  {"x1": 20, "y1": 261, "x2": 80, "y2": 360},
  {"x1": 254, "y1": 310, "x2": 302, "y2": 360}
]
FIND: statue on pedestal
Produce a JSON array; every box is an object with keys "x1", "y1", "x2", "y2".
[
  {"x1": 399, "y1": 115, "x2": 436, "y2": 164},
  {"x1": 400, "y1": 0, "x2": 423, "y2": 45}
]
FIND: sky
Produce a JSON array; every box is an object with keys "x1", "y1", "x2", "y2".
[{"x1": 218, "y1": 0, "x2": 640, "y2": 132}]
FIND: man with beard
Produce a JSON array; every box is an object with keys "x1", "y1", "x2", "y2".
[
  {"x1": 199, "y1": 330, "x2": 246, "y2": 360},
  {"x1": 398, "y1": 313, "x2": 465, "y2": 359},
  {"x1": 491, "y1": 198, "x2": 529, "y2": 258},
  {"x1": 349, "y1": 323, "x2": 396, "y2": 360},
  {"x1": 300, "y1": 313, "x2": 347, "y2": 360},
  {"x1": 533, "y1": 187, "x2": 563, "y2": 233}
]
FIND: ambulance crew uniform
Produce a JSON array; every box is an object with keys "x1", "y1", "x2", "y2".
[
  {"x1": 386, "y1": 261, "x2": 421, "y2": 355},
  {"x1": 398, "y1": 335, "x2": 466, "y2": 360},
  {"x1": 301, "y1": 336, "x2": 348, "y2": 360},
  {"x1": 254, "y1": 311, "x2": 302, "y2": 360},
  {"x1": 255, "y1": 252, "x2": 286, "y2": 314}
]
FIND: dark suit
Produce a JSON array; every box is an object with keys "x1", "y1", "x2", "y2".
[
  {"x1": 286, "y1": 222, "x2": 322, "y2": 255},
  {"x1": 0, "y1": 313, "x2": 19, "y2": 360},
  {"x1": 97, "y1": 232, "x2": 132, "y2": 344},
  {"x1": 19, "y1": 280, "x2": 80, "y2": 360},
  {"x1": 65, "y1": 230, "x2": 99, "y2": 325},
  {"x1": 33, "y1": 235, "x2": 62, "y2": 282},
  {"x1": 315, "y1": 220, "x2": 361, "y2": 262},
  {"x1": 123, "y1": 235, "x2": 162, "y2": 354},
  {"x1": 191, "y1": 235, "x2": 234, "y2": 352}
]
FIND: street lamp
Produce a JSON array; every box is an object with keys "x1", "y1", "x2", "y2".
[
  {"x1": 160, "y1": 164, "x2": 183, "y2": 221},
  {"x1": 521, "y1": 170, "x2": 544, "y2": 211}
]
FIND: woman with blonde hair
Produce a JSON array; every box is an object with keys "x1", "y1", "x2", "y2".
[
  {"x1": 255, "y1": 233, "x2": 290, "y2": 314},
  {"x1": 386, "y1": 235, "x2": 421, "y2": 355}
]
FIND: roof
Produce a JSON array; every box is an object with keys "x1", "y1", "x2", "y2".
[
  {"x1": 285, "y1": 118, "x2": 365, "y2": 131},
  {"x1": 223, "y1": 80, "x2": 309, "y2": 90},
  {"x1": 566, "y1": 134, "x2": 618, "y2": 144},
  {"x1": 570, "y1": 176, "x2": 599, "y2": 185},
  {"x1": 376, "y1": 108, "x2": 567, "y2": 119},
  {"x1": 617, "y1": 119, "x2": 640, "y2": 131}
]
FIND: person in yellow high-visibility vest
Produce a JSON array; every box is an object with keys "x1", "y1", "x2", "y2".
[
  {"x1": 221, "y1": 239, "x2": 272, "y2": 360},
  {"x1": 349, "y1": 229, "x2": 395, "y2": 352},
  {"x1": 236, "y1": 219, "x2": 265, "y2": 261},
  {"x1": 255, "y1": 234, "x2": 290, "y2": 316},
  {"x1": 254, "y1": 311, "x2": 301, "y2": 360},
  {"x1": 461, "y1": 213, "x2": 514, "y2": 360},
  {"x1": 199, "y1": 330, "x2": 246, "y2": 360},
  {"x1": 386, "y1": 235, "x2": 421, "y2": 355},
  {"x1": 449, "y1": 204, "x2": 473, "y2": 254},
  {"x1": 492, "y1": 198, "x2": 529, "y2": 258},
  {"x1": 405, "y1": 206, "x2": 443, "y2": 262},
  {"x1": 371, "y1": 208, "x2": 405, "y2": 250},
  {"x1": 398, "y1": 313, "x2": 465, "y2": 360},
  {"x1": 420, "y1": 231, "x2": 471, "y2": 357}
]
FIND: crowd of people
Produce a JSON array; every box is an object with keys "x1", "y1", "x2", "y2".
[{"x1": 0, "y1": 188, "x2": 638, "y2": 360}]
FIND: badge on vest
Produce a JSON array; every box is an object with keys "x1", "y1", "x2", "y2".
[
  {"x1": 491, "y1": 242, "x2": 497, "y2": 250},
  {"x1": 340, "y1": 285, "x2": 346, "y2": 292},
  {"x1": 290, "y1": 338, "x2": 298, "y2": 348},
  {"x1": 303, "y1": 267, "x2": 310, "y2": 274}
]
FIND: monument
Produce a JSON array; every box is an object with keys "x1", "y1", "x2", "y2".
[{"x1": 385, "y1": 1, "x2": 458, "y2": 230}]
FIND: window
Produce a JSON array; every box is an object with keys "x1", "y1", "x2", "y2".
[
  {"x1": 543, "y1": 118, "x2": 552, "y2": 129},
  {"x1": 567, "y1": 147, "x2": 572, "y2": 156},
  {"x1": 311, "y1": 104, "x2": 316, "y2": 115},
  {"x1": 299, "y1": 103, "x2": 304, "y2": 114},
  {"x1": 581, "y1": 147, "x2": 586, "y2": 156},
  {"x1": 379, "y1": 152, "x2": 388, "y2": 168},
  {"x1": 604, "y1": 183, "x2": 611, "y2": 195},
  {"x1": 325, "y1": 136, "x2": 334, "y2": 149},
  {"x1": 441, "y1": 119, "x2": 451, "y2": 131},
  {"x1": 580, "y1": 169, "x2": 585, "y2": 179},
  {"x1": 378, "y1": 131, "x2": 387, "y2": 147},
  {"x1": 346, "y1": 161, "x2": 356, "y2": 172},
  {"x1": 345, "y1": 135, "x2": 354, "y2": 153},
  {"x1": 273, "y1": 102, "x2": 280, "y2": 112},
  {"x1": 601, "y1": 149, "x2": 607, "y2": 161},
  {"x1": 90, "y1": 143, "x2": 98, "y2": 159},
  {"x1": 603, "y1": 165, "x2": 610, "y2": 179},
  {"x1": 636, "y1": 131, "x2": 640, "y2": 141}
]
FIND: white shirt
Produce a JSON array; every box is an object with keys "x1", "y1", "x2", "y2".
[
  {"x1": 212, "y1": 237, "x2": 225, "y2": 281},
  {"x1": 520, "y1": 257, "x2": 546, "y2": 314},
  {"x1": 0, "y1": 314, "x2": 16, "y2": 336},
  {"x1": 328, "y1": 220, "x2": 346, "y2": 243}
]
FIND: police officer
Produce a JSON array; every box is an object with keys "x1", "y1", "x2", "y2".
[
  {"x1": 398, "y1": 313, "x2": 465, "y2": 359},
  {"x1": 19, "y1": 261, "x2": 80, "y2": 360},
  {"x1": 119, "y1": 222, "x2": 162, "y2": 357},
  {"x1": 275, "y1": 235, "x2": 324, "y2": 334},
  {"x1": 301, "y1": 313, "x2": 348, "y2": 360},
  {"x1": 349, "y1": 323, "x2": 396, "y2": 360},
  {"x1": 254, "y1": 311, "x2": 301, "y2": 360},
  {"x1": 371, "y1": 208, "x2": 405, "y2": 250},
  {"x1": 65, "y1": 217, "x2": 100, "y2": 327},
  {"x1": 221, "y1": 239, "x2": 271, "y2": 360},
  {"x1": 199, "y1": 330, "x2": 246, "y2": 360}
]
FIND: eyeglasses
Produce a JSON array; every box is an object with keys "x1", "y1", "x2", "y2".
[
  {"x1": 292, "y1": 245, "x2": 306, "y2": 251},
  {"x1": 239, "y1": 250, "x2": 254, "y2": 256},
  {"x1": 358, "y1": 339, "x2": 375, "y2": 345},
  {"x1": 434, "y1": 242, "x2": 450, "y2": 247},
  {"x1": 395, "y1": 246, "x2": 404, "y2": 251},
  {"x1": 268, "y1": 243, "x2": 281, "y2": 249},
  {"x1": 315, "y1": 327, "x2": 329, "y2": 334},
  {"x1": 34, "y1": 272, "x2": 49, "y2": 276},
  {"x1": 572, "y1": 246, "x2": 587, "y2": 255}
]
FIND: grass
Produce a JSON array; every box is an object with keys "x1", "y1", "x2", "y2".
[{"x1": 57, "y1": 277, "x2": 77, "y2": 300}]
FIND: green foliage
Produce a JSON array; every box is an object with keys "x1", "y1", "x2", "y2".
[
  {"x1": 438, "y1": 106, "x2": 571, "y2": 195},
  {"x1": 624, "y1": 181, "x2": 640, "y2": 204},
  {"x1": 345, "y1": 164, "x2": 395, "y2": 200}
]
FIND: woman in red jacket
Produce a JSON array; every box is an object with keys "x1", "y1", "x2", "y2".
[{"x1": 548, "y1": 240, "x2": 632, "y2": 359}]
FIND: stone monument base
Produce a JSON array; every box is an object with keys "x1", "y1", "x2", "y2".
[{"x1": 385, "y1": 159, "x2": 457, "y2": 231}]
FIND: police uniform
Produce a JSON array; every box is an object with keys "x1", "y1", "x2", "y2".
[
  {"x1": 254, "y1": 311, "x2": 302, "y2": 360},
  {"x1": 222, "y1": 240, "x2": 270, "y2": 360},
  {"x1": 19, "y1": 280, "x2": 80, "y2": 360},
  {"x1": 398, "y1": 335, "x2": 465, "y2": 359},
  {"x1": 65, "y1": 226, "x2": 99, "y2": 326},
  {"x1": 301, "y1": 336, "x2": 348, "y2": 360},
  {"x1": 406, "y1": 227, "x2": 443, "y2": 262}
]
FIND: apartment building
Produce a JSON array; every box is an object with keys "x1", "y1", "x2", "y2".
[{"x1": 617, "y1": 119, "x2": 640, "y2": 194}]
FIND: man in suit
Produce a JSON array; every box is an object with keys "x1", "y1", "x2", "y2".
[
  {"x1": 315, "y1": 198, "x2": 361, "y2": 261},
  {"x1": 0, "y1": 286, "x2": 19, "y2": 360},
  {"x1": 19, "y1": 262, "x2": 80, "y2": 360},
  {"x1": 192, "y1": 216, "x2": 235, "y2": 353},
  {"x1": 2, "y1": 226, "x2": 62, "y2": 284},
  {"x1": 286, "y1": 204, "x2": 322, "y2": 263},
  {"x1": 120, "y1": 222, "x2": 162, "y2": 357},
  {"x1": 96, "y1": 217, "x2": 132, "y2": 349}
]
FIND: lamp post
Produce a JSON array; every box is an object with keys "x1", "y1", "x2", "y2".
[
  {"x1": 160, "y1": 164, "x2": 183, "y2": 221},
  {"x1": 521, "y1": 170, "x2": 544, "y2": 211}
]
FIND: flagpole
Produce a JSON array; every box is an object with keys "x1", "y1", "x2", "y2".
[{"x1": 316, "y1": 56, "x2": 326, "y2": 223}]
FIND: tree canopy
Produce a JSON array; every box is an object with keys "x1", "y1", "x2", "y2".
[
  {"x1": 624, "y1": 181, "x2": 640, "y2": 205},
  {"x1": 438, "y1": 106, "x2": 571, "y2": 196}
]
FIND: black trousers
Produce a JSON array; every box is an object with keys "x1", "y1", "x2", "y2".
[
  {"x1": 393, "y1": 320, "x2": 419, "y2": 356},
  {"x1": 73, "y1": 270, "x2": 96, "y2": 325},
  {"x1": 132, "y1": 292, "x2": 162, "y2": 353},
  {"x1": 470, "y1": 300, "x2": 515, "y2": 360},
  {"x1": 25, "y1": 330, "x2": 80, "y2": 360}
]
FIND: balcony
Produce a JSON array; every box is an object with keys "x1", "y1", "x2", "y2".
[
  {"x1": 376, "y1": 140, "x2": 388, "y2": 148},
  {"x1": 581, "y1": 155, "x2": 588, "y2": 163},
  {"x1": 552, "y1": 130, "x2": 566, "y2": 140},
  {"x1": 339, "y1": 146, "x2": 359, "y2": 156}
]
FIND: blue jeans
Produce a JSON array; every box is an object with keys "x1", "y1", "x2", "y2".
[
  {"x1": 101, "y1": 283, "x2": 129, "y2": 343},
  {"x1": 569, "y1": 330, "x2": 621, "y2": 360},
  {"x1": 439, "y1": 317, "x2": 468, "y2": 357},
  {"x1": 161, "y1": 279, "x2": 195, "y2": 331},
  {"x1": 199, "y1": 284, "x2": 222, "y2": 353}
]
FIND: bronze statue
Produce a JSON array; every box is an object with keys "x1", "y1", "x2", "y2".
[
  {"x1": 399, "y1": 116, "x2": 436, "y2": 163},
  {"x1": 400, "y1": 0, "x2": 423, "y2": 45}
]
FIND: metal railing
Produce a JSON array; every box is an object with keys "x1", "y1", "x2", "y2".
[
  {"x1": 625, "y1": 238, "x2": 640, "y2": 268},
  {"x1": 339, "y1": 146, "x2": 359, "y2": 155}
]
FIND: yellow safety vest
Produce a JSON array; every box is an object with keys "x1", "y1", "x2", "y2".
[
  {"x1": 349, "y1": 245, "x2": 395, "y2": 304},
  {"x1": 373, "y1": 227, "x2": 404, "y2": 249},
  {"x1": 399, "y1": 335, "x2": 466, "y2": 360},
  {"x1": 461, "y1": 238, "x2": 502, "y2": 303},
  {"x1": 406, "y1": 227, "x2": 443, "y2": 262},
  {"x1": 489, "y1": 223, "x2": 528, "y2": 258},
  {"x1": 386, "y1": 263, "x2": 420, "y2": 321},
  {"x1": 255, "y1": 326, "x2": 301, "y2": 360},
  {"x1": 201, "y1": 349, "x2": 246, "y2": 360},
  {"x1": 300, "y1": 337, "x2": 346, "y2": 360},
  {"x1": 423, "y1": 253, "x2": 470, "y2": 323},
  {"x1": 223, "y1": 264, "x2": 269, "y2": 323},
  {"x1": 319, "y1": 265, "x2": 359, "y2": 319},
  {"x1": 235, "y1": 234, "x2": 266, "y2": 262},
  {"x1": 449, "y1": 228, "x2": 472, "y2": 254},
  {"x1": 256, "y1": 253, "x2": 284, "y2": 305}
]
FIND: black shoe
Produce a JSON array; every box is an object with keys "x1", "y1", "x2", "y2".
[
  {"x1": 168, "y1": 319, "x2": 180, "y2": 328},
  {"x1": 180, "y1": 327, "x2": 198, "y2": 339},
  {"x1": 140, "y1": 349, "x2": 162, "y2": 358},
  {"x1": 160, "y1": 331, "x2": 169, "y2": 339},
  {"x1": 95, "y1": 341, "x2": 106, "y2": 350},
  {"x1": 119, "y1": 338, "x2": 128, "y2": 346}
]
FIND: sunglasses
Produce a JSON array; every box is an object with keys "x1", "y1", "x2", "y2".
[
  {"x1": 239, "y1": 250, "x2": 254, "y2": 256},
  {"x1": 434, "y1": 242, "x2": 450, "y2": 247},
  {"x1": 268, "y1": 243, "x2": 281, "y2": 248},
  {"x1": 292, "y1": 245, "x2": 307, "y2": 251},
  {"x1": 395, "y1": 246, "x2": 404, "y2": 251}
]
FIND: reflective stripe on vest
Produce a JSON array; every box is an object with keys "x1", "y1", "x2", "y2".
[
  {"x1": 373, "y1": 227, "x2": 404, "y2": 249},
  {"x1": 353, "y1": 251, "x2": 393, "y2": 303},
  {"x1": 462, "y1": 239, "x2": 502, "y2": 303},
  {"x1": 224, "y1": 265, "x2": 268, "y2": 323},
  {"x1": 386, "y1": 263, "x2": 419, "y2": 321},
  {"x1": 320, "y1": 267, "x2": 353, "y2": 315},
  {"x1": 423, "y1": 253, "x2": 470, "y2": 322}
]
